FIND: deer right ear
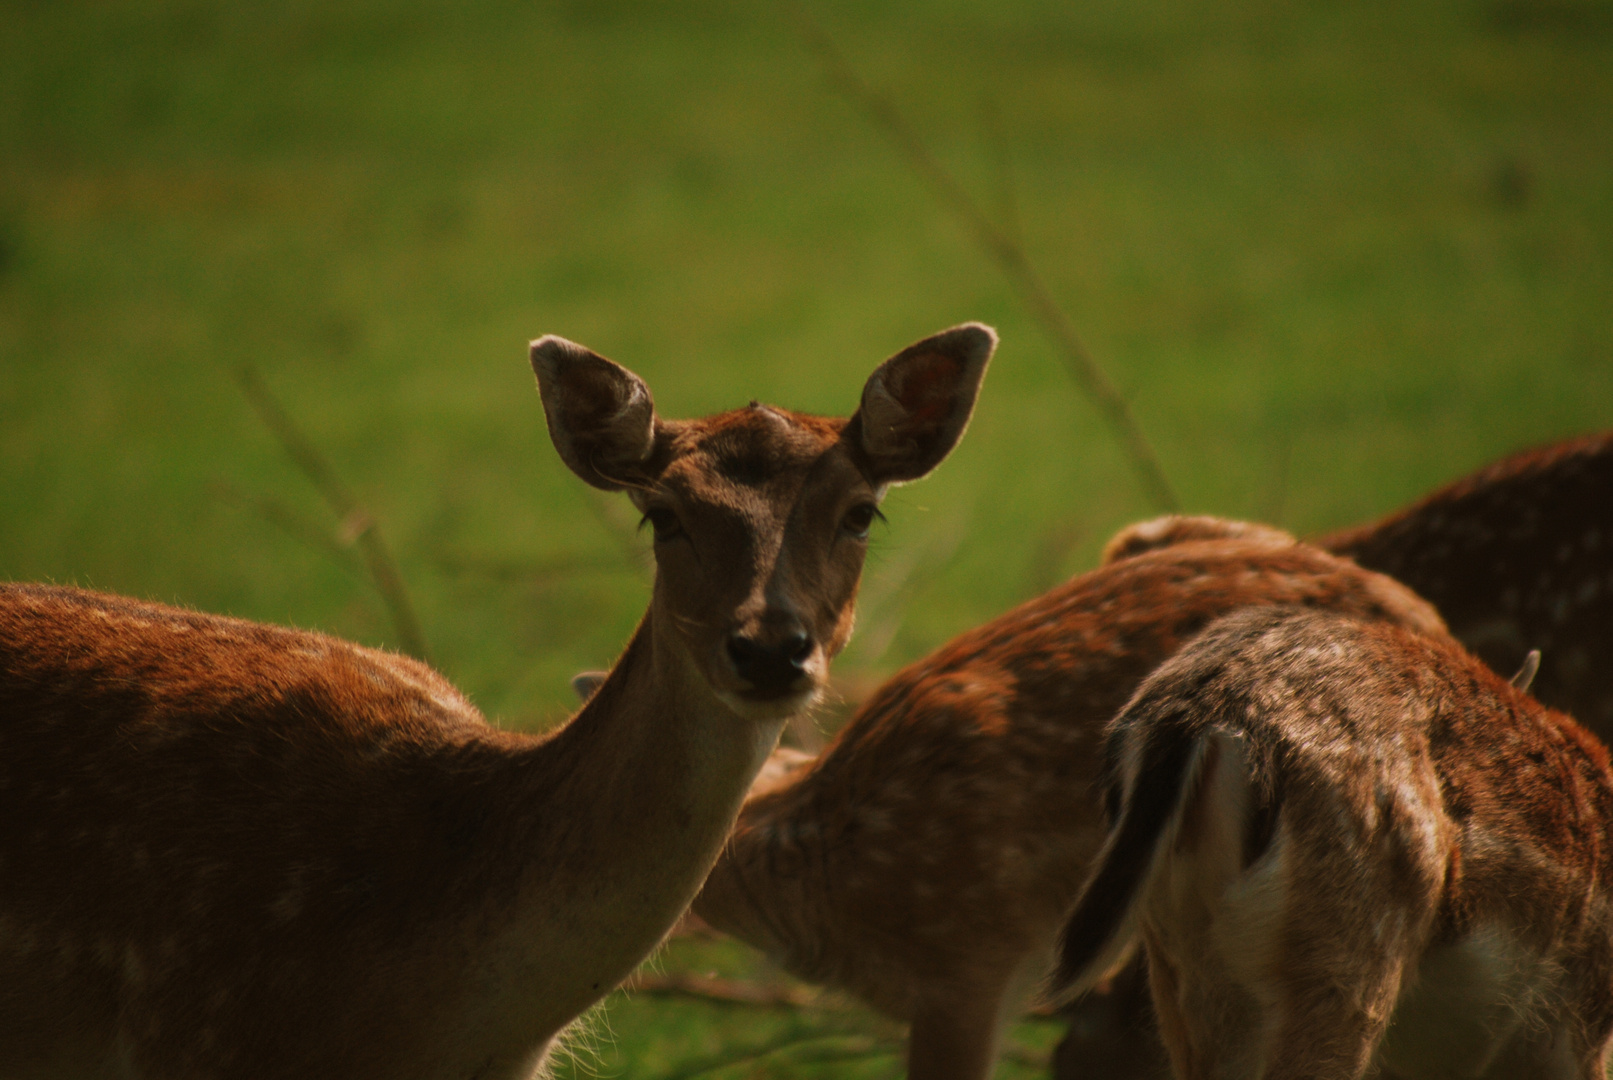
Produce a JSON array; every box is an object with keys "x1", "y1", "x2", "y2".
[
  {"x1": 852, "y1": 322, "x2": 997, "y2": 485},
  {"x1": 531, "y1": 336, "x2": 659, "y2": 491},
  {"x1": 1510, "y1": 649, "x2": 1541, "y2": 694},
  {"x1": 570, "y1": 670, "x2": 608, "y2": 702}
]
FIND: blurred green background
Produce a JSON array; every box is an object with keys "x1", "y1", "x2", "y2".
[{"x1": 2, "y1": 0, "x2": 1609, "y2": 1074}]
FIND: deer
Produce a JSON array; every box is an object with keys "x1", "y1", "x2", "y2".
[
  {"x1": 1052, "y1": 604, "x2": 1613, "y2": 1080},
  {"x1": 1050, "y1": 432, "x2": 1613, "y2": 740},
  {"x1": 1316, "y1": 429, "x2": 1613, "y2": 741},
  {"x1": 1043, "y1": 430, "x2": 1612, "y2": 1080},
  {"x1": 690, "y1": 520, "x2": 1453, "y2": 1080},
  {"x1": 666, "y1": 431, "x2": 1609, "y2": 1079},
  {"x1": 0, "y1": 322, "x2": 996, "y2": 1080}
]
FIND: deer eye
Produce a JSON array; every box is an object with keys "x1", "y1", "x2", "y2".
[
  {"x1": 841, "y1": 502, "x2": 882, "y2": 540},
  {"x1": 639, "y1": 507, "x2": 683, "y2": 542}
]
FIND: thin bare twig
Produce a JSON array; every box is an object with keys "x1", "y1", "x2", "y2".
[
  {"x1": 627, "y1": 971, "x2": 834, "y2": 1011},
  {"x1": 1024, "y1": 514, "x2": 1088, "y2": 594},
  {"x1": 210, "y1": 480, "x2": 367, "y2": 580},
  {"x1": 655, "y1": 1029, "x2": 895, "y2": 1080},
  {"x1": 434, "y1": 549, "x2": 633, "y2": 584},
  {"x1": 846, "y1": 500, "x2": 972, "y2": 668},
  {"x1": 633, "y1": 967, "x2": 1061, "y2": 1018},
  {"x1": 235, "y1": 366, "x2": 432, "y2": 663},
  {"x1": 979, "y1": 93, "x2": 1023, "y2": 251},
  {"x1": 789, "y1": 6, "x2": 1180, "y2": 513}
]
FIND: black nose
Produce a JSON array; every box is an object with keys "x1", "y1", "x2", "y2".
[{"x1": 726, "y1": 629, "x2": 814, "y2": 698}]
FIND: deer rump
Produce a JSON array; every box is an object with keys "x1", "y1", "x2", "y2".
[{"x1": 1051, "y1": 606, "x2": 1613, "y2": 1080}]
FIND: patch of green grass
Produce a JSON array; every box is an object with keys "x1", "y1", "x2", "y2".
[
  {"x1": 2, "y1": 0, "x2": 1610, "y2": 1071},
  {"x1": 548, "y1": 934, "x2": 1062, "y2": 1079}
]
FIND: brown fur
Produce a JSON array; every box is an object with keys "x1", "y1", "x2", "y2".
[
  {"x1": 1317, "y1": 430, "x2": 1613, "y2": 739},
  {"x1": 1050, "y1": 433, "x2": 1613, "y2": 1080},
  {"x1": 693, "y1": 523, "x2": 1448, "y2": 1080},
  {"x1": 1055, "y1": 607, "x2": 1613, "y2": 1080},
  {"x1": 0, "y1": 323, "x2": 996, "y2": 1079}
]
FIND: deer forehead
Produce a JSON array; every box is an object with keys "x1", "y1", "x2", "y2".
[{"x1": 656, "y1": 408, "x2": 863, "y2": 519}]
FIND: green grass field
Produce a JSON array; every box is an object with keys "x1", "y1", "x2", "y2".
[{"x1": 3, "y1": 0, "x2": 1610, "y2": 1074}]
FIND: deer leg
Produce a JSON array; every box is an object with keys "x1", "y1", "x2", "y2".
[
  {"x1": 1051, "y1": 954, "x2": 1171, "y2": 1080},
  {"x1": 1259, "y1": 972, "x2": 1403, "y2": 1080},
  {"x1": 1145, "y1": 943, "x2": 1219, "y2": 1080},
  {"x1": 906, "y1": 987, "x2": 1010, "y2": 1080},
  {"x1": 1476, "y1": 1014, "x2": 1612, "y2": 1080},
  {"x1": 1146, "y1": 943, "x2": 1401, "y2": 1080},
  {"x1": 1142, "y1": 853, "x2": 1416, "y2": 1080}
]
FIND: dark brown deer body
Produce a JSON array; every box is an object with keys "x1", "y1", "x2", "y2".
[
  {"x1": 694, "y1": 524, "x2": 1447, "y2": 1080},
  {"x1": 0, "y1": 324, "x2": 996, "y2": 1079},
  {"x1": 1055, "y1": 606, "x2": 1613, "y2": 1080},
  {"x1": 1318, "y1": 430, "x2": 1613, "y2": 737},
  {"x1": 1045, "y1": 431, "x2": 1613, "y2": 1080}
]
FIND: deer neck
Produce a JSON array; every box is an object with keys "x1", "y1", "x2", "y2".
[
  {"x1": 475, "y1": 612, "x2": 787, "y2": 1035},
  {"x1": 542, "y1": 612, "x2": 786, "y2": 865}
]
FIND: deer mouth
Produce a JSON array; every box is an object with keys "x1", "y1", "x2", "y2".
[
  {"x1": 718, "y1": 627, "x2": 823, "y2": 707},
  {"x1": 738, "y1": 677, "x2": 816, "y2": 705},
  {"x1": 719, "y1": 683, "x2": 821, "y2": 724},
  {"x1": 711, "y1": 639, "x2": 825, "y2": 720}
]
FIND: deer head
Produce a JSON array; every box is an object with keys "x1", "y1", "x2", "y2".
[{"x1": 531, "y1": 323, "x2": 996, "y2": 722}]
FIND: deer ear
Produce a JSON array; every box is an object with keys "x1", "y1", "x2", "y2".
[
  {"x1": 531, "y1": 336, "x2": 658, "y2": 491},
  {"x1": 852, "y1": 322, "x2": 996, "y2": 485},
  {"x1": 570, "y1": 670, "x2": 608, "y2": 702}
]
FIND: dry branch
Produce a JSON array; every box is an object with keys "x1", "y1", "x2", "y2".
[
  {"x1": 234, "y1": 366, "x2": 432, "y2": 663},
  {"x1": 789, "y1": 5, "x2": 1180, "y2": 513},
  {"x1": 433, "y1": 549, "x2": 631, "y2": 583},
  {"x1": 845, "y1": 499, "x2": 972, "y2": 668},
  {"x1": 629, "y1": 968, "x2": 1059, "y2": 1018},
  {"x1": 654, "y1": 1030, "x2": 894, "y2": 1080},
  {"x1": 627, "y1": 971, "x2": 833, "y2": 1011},
  {"x1": 210, "y1": 480, "x2": 367, "y2": 580}
]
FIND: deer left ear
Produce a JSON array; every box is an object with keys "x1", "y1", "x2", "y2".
[
  {"x1": 531, "y1": 336, "x2": 659, "y2": 491},
  {"x1": 851, "y1": 322, "x2": 997, "y2": 485}
]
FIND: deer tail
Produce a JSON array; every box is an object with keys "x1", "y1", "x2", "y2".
[{"x1": 1048, "y1": 721, "x2": 1205, "y2": 1001}]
